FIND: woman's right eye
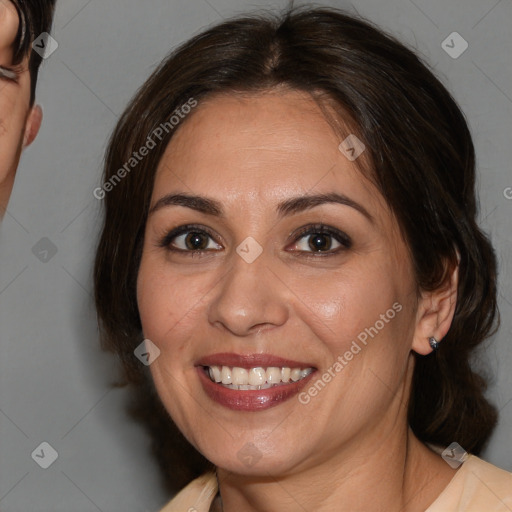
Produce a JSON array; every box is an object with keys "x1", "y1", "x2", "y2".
[{"x1": 159, "y1": 225, "x2": 222, "y2": 254}]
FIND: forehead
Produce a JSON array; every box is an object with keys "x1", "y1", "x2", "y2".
[
  {"x1": 153, "y1": 91, "x2": 384, "y2": 211},
  {"x1": 0, "y1": 0, "x2": 20, "y2": 57}
]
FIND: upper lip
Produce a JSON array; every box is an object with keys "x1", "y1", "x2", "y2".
[{"x1": 196, "y1": 352, "x2": 316, "y2": 369}]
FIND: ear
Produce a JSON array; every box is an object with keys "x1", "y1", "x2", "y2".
[
  {"x1": 22, "y1": 104, "x2": 43, "y2": 148},
  {"x1": 411, "y1": 262, "x2": 458, "y2": 355}
]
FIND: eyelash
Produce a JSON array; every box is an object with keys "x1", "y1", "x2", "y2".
[{"x1": 157, "y1": 223, "x2": 352, "y2": 258}]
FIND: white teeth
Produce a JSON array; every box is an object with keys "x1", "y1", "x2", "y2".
[
  {"x1": 211, "y1": 366, "x2": 222, "y2": 383},
  {"x1": 221, "y1": 366, "x2": 232, "y2": 385},
  {"x1": 232, "y1": 367, "x2": 249, "y2": 386},
  {"x1": 290, "y1": 368, "x2": 302, "y2": 382},
  {"x1": 248, "y1": 367, "x2": 265, "y2": 386},
  {"x1": 301, "y1": 368, "x2": 313, "y2": 379},
  {"x1": 205, "y1": 365, "x2": 314, "y2": 389},
  {"x1": 267, "y1": 367, "x2": 281, "y2": 384}
]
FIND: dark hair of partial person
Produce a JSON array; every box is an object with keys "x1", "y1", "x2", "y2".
[
  {"x1": 9, "y1": 0, "x2": 57, "y2": 104},
  {"x1": 93, "y1": 6, "x2": 499, "y2": 493}
]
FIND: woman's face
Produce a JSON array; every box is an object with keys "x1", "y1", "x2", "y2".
[
  {"x1": 137, "y1": 90, "x2": 424, "y2": 475},
  {"x1": 0, "y1": 0, "x2": 40, "y2": 215}
]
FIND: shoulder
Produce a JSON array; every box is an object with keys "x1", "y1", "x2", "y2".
[
  {"x1": 158, "y1": 472, "x2": 218, "y2": 512},
  {"x1": 427, "y1": 455, "x2": 512, "y2": 512}
]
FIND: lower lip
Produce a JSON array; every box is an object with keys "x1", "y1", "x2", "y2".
[{"x1": 197, "y1": 367, "x2": 316, "y2": 411}]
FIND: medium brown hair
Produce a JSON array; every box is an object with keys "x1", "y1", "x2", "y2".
[{"x1": 94, "y1": 6, "x2": 499, "y2": 492}]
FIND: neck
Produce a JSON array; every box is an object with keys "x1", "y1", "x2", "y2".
[{"x1": 216, "y1": 429, "x2": 456, "y2": 512}]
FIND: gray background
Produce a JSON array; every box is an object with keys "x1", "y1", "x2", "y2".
[{"x1": 0, "y1": 0, "x2": 511, "y2": 510}]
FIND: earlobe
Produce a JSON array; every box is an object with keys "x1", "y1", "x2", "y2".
[
  {"x1": 23, "y1": 105, "x2": 43, "y2": 148},
  {"x1": 411, "y1": 263, "x2": 459, "y2": 355}
]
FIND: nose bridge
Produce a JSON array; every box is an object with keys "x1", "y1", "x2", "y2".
[{"x1": 208, "y1": 247, "x2": 288, "y2": 335}]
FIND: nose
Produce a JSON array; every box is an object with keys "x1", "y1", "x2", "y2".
[{"x1": 207, "y1": 248, "x2": 289, "y2": 336}]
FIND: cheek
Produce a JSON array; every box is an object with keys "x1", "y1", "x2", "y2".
[
  {"x1": 0, "y1": 93, "x2": 15, "y2": 138},
  {"x1": 0, "y1": 109, "x2": 23, "y2": 181},
  {"x1": 136, "y1": 254, "x2": 213, "y2": 350},
  {"x1": 0, "y1": 89, "x2": 29, "y2": 143},
  {"x1": 287, "y1": 262, "x2": 402, "y2": 353}
]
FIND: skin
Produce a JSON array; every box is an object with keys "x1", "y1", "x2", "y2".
[
  {"x1": 0, "y1": 0, "x2": 42, "y2": 218},
  {"x1": 137, "y1": 89, "x2": 459, "y2": 512}
]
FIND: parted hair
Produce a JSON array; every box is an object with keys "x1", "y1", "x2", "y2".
[
  {"x1": 9, "y1": 0, "x2": 57, "y2": 103},
  {"x1": 94, "y1": 6, "x2": 499, "y2": 493}
]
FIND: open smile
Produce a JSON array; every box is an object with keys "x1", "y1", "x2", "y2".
[{"x1": 196, "y1": 353, "x2": 317, "y2": 411}]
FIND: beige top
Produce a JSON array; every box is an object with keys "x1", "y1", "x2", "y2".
[{"x1": 159, "y1": 455, "x2": 512, "y2": 512}]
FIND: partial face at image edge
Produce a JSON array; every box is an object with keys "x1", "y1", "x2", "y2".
[{"x1": 0, "y1": 0, "x2": 43, "y2": 218}]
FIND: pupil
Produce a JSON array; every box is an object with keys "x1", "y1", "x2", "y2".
[
  {"x1": 309, "y1": 234, "x2": 331, "y2": 251},
  {"x1": 186, "y1": 232, "x2": 207, "y2": 250}
]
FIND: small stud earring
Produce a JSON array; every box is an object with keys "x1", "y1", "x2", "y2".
[{"x1": 428, "y1": 336, "x2": 439, "y2": 351}]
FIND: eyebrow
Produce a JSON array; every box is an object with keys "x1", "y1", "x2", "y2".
[
  {"x1": 149, "y1": 193, "x2": 223, "y2": 217},
  {"x1": 277, "y1": 192, "x2": 373, "y2": 222},
  {"x1": 149, "y1": 192, "x2": 373, "y2": 222}
]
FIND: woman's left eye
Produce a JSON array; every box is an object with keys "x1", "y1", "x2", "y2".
[{"x1": 289, "y1": 225, "x2": 352, "y2": 254}]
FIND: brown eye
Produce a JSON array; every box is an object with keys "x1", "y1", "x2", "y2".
[
  {"x1": 159, "y1": 225, "x2": 222, "y2": 253},
  {"x1": 308, "y1": 233, "x2": 333, "y2": 252},
  {"x1": 288, "y1": 224, "x2": 352, "y2": 255},
  {"x1": 184, "y1": 232, "x2": 210, "y2": 250}
]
